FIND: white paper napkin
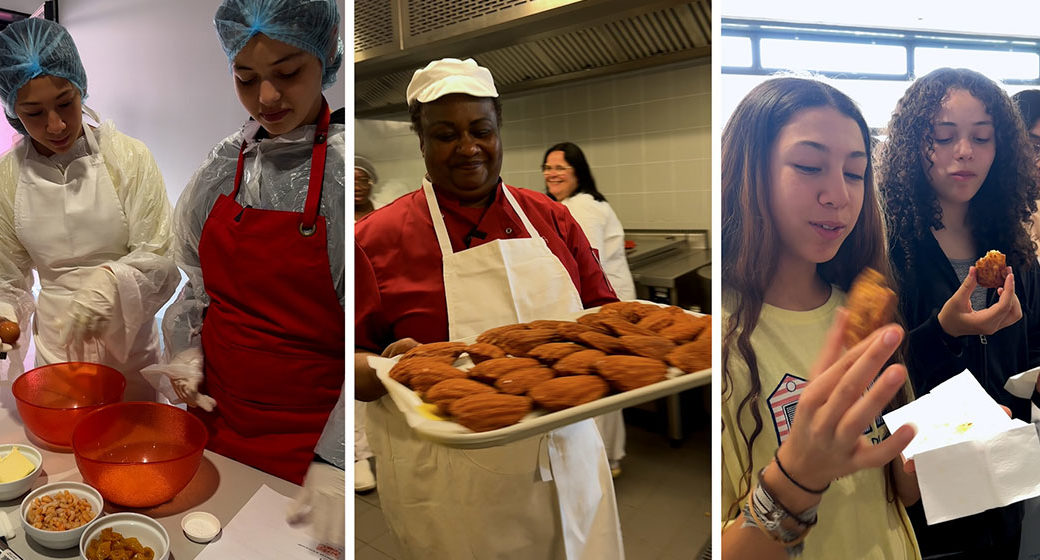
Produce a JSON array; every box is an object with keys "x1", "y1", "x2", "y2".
[
  {"x1": 1004, "y1": 365, "x2": 1040, "y2": 399},
  {"x1": 882, "y1": 371, "x2": 1040, "y2": 524}
]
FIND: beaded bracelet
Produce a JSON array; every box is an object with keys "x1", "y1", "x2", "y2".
[
  {"x1": 774, "y1": 450, "x2": 830, "y2": 494},
  {"x1": 742, "y1": 467, "x2": 818, "y2": 554}
]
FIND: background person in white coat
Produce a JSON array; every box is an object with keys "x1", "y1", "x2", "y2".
[
  {"x1": 0, "y1": 18, "x2": 178, "y2": 400},
  {"x1": 543, "y1": 141, "x2": 634, "y2": 476}
]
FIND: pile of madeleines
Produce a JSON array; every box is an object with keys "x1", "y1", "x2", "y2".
[{"x1": 388, "y1": 301, "x2": 712, "y2": 432}]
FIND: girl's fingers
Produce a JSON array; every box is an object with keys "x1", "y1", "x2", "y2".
[
  {"x1": 854, "y1": 424, "x2": 916, "y2": 472},
  {"x1": 808, "y1": 308, "x2": 850, "y2": 381},
  {"x1": 800, "y1": 323, "x2": 885, "y2": 412},
  {"x1": 952, "y1": 267, "x2": 979, "y2": 302},
  {"x1": 834, "y1": 364, "x2": 907, "y2": 441},
  {"x1": 812, "y1": 326, "x2": 904, "y2": 431}
]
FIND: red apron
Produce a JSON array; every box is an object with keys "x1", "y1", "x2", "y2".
[{"x1": 195, "y1": 100, "x2": 344, "y2": 484}]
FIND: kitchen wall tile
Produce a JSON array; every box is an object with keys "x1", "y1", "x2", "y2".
[
  {"x1": 667, "y1": 129, "x2": 696, "y2": 161},
  {"x1": 685, "y1": 63, "x2": 711, "y2": 95},
  {"x1": 615, "y1": 135, "x2": 644, "y2": 166},
  {"x1": 673, "y1": 160, "x2": 697, "y2": 188},
  {"x1": 672, "y1": 97, "x2": 698, "y2": 129},
  {"x1": 502, "y1": 97, "x2": 524, "y2": 120},
  {"x1": 358, "y1": 61, "x2": 709, "y2": 231},
  {"x1": 565, "y1": 112, "x2": 591, "y2": 142},
  {"x1": 589, "y1": 81, "x2": 615, "y2": 110},
  {"x1": 691, "y1": 93, "x2": 711, "y2": 127},
  {"x1": 613, "y1": 74, "x2": 644, "y2": 106},
  {"x1": 675, "y1": 190, "x2": 698, "y2": 222},
  {"x1": 691, "y1": 159, "x2": 711, "y2": 189},
  {"x1": 596, "y1": 166, "x2": 619, "y2": 196},
  {"x1": 643, "y1": 162, "x2": 673, "y2": 192},
  {"x1": 642, "y1": 134, "x2": 673, "y2": 164},
  {"x1": 584, "y1": 141, "x2": 617, "y2": 170},
  {"x1": 643, "y1": 192, "x2": 674, "y2": 226},
  {"x1": 588, "y1": 108, "x2": 617, "y2": 139},
  {"x1": 519, "y1": 121, "x2": 542, "y2": 147},
  {"x1": 690, "y1": 126, "x2": 710, "y2": 156},
  {"x1": 643, "y1": 71, "x2": 672, "y2": 102},
  {"x1": 617, "y1": 164, "x2": 644, "y2": 194},
  {"x1": 615, "y1": 104, "x2": 643, "y2": 137},
  {"x1": 542, "y1": 90, "x2": 568, "y2": 117},
  {"x1": 564, "y1": 84, "x2": 591, "y2": 114},
  {"x1": 642, "y1": 99, "x2": 672, "y2": 133}
]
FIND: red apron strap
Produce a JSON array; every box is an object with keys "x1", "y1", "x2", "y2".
[
  {"x1": 230, "y1": 97, "x2": 332, "y2": 235},
  {"x1": 231, "y1": 142, "x2": 248, "y2": 199},
  {"x1": 300, "y1": 98, "x2": 331, "y2": 236}
]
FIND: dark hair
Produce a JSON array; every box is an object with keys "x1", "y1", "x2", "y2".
[
  {"x1": 541, "y1": 142, "x2": 606, "y2": 202},
  {"x1": 408, "y1": 96, "x2": 503, "y2": 138},
  {"x1": 1013, "y1": 89, "x2": 1040, "y2": 131},
  {"x1": 721, "y1": 76, "x2": 912, "y2": 522},
  {"x1": 878, "y1": 68, "x2": 1039, "y2": 284}
]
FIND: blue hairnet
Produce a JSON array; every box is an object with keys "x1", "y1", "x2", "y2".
[
  {"x1": 0, "y1": 18, "x2": 87, "y2": 134},
  {"x1": 214, "y1": 0, "x2": 343, "y2": 90}
]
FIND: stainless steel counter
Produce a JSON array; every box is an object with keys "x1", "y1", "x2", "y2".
[
  {"x1": 0, "y1": 394, "x2": 302, "y2": 560},
  {"x1": 630, "y1": 248, "x2": 711, "y2": 287}
]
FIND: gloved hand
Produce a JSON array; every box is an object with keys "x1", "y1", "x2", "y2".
[
  {"x1": 286, "y1": 461, "x2": 345, "y2": 548},
  {"x1": 59, "y1": 267, "x2": 117, "y2": 346},
  {"x1": 140, "y1": 348, "x2": 216, "y2": 411}
]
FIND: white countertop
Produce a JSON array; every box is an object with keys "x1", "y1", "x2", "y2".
[{"x1": 0, "y1": 389, "x2": 302, "y2": 560}]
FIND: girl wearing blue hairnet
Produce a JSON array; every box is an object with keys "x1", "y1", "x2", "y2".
[
  {"x1": 145, "y1": 0, "x2": 345, "y2": 547},
  {"x1": 0, "y1": 18, "x2": 178, "y2": 401}
]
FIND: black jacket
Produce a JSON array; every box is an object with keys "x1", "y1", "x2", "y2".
[
  {"x1": 892, "y1": 231, "x2": 1039, "y2": 559},
  {"x1": 894, "y1": 232, "x2": 1040, "y2": 422}
]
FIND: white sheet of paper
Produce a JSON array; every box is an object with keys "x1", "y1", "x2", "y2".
[
  {"x1": 1004, "y1": 365, "x2": 1040, "y2": 399},
  {"x1": 193, "y1": 485, "x2": 344, "y2": 560},
  {"x1": 882, "y1": 370, "x2": 1040, "y2": 525},
  {"x1": 883, "y1": 371, "x2": 1013, "y2": 459}
]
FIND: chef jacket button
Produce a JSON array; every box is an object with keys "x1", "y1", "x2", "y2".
[{"x1": 505, "y1": 228, "x2": 513, "y2": 234}]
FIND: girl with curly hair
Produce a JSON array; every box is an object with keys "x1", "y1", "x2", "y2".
[
  {"x1": 877, "y1": 67, "x2": 1040, "y2": 559},
  {"x1": 721, "y1": 77, "x2": 919, "y2": 559}
]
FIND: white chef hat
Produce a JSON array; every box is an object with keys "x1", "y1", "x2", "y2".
[{"x1": 406, "y1": 58, "x2": 498, "y2": 105}]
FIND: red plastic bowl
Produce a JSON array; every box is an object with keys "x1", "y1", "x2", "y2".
[
  {"x1": 12, "y1": 362, "x2": 126, "y2": 446},
  {"x1": 72, "y1": 402, "x2": 207, "y2": 508}
]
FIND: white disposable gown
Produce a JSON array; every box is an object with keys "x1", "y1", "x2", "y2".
[{"x1": 0, "y1": 120, "x2": 178, "y2": 399}]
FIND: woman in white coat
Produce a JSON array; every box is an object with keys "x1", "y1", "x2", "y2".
[
  {"x1": 543, "y1": 141, "x2": 635, "y2": 475},
  {"x1": 0, "y1": 18, "x2": 178, "y2": 400}
]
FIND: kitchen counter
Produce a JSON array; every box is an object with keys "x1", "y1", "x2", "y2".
[
  {"x1": 0, "y1": 395, "x2": 305, "y2": 560},
  {"x1": 629, "y1": 248, "x2": 711, "y2": 287}
]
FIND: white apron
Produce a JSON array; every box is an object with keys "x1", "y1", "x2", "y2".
[
  {"x1": 12, "y1": 121, "x2": 158, "y2": 401},
  {"x1": 367, "y1": 180, "x2": 624, "y2": 560}
]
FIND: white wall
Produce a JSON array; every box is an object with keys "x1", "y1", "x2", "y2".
[{"x1": 58, "y1": 0, "x2": 346, "y2": 204}]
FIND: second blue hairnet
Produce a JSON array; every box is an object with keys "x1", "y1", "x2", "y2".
[{"x1": 214, "y1": 0, "x2": 343, "y2": 89}]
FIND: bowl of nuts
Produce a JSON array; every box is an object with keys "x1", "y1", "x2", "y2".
[{"x1": 20, "y1": 481, "x2": 102, "y2": 549}]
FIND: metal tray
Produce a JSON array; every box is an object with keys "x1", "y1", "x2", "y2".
[{"x1": 371, "y1": 304, "x2": 712, "y2": 449}]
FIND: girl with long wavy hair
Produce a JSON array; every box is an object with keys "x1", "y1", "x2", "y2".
[
  {"x1": 877, "y1": 67, "x2": 1040, "y2": 560},
  {"x1": 721, "y1": 77, "x2": 919, "y2": 559}
]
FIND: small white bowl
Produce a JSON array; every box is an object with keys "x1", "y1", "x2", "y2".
[
  {"x1": 180, "y1": 511, "x2": 220, "y2": 543},
  {"x1": 0, "y1": 444, "x2": 42, "y2": 501},
  {"x1": 80, "y1": 512, "x2": 170, "y2": 560},
  {"x1": 20, "y1": 481, "x2": 103, "y2": 549}
]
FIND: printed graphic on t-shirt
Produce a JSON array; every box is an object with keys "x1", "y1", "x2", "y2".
[
  {"x1": 768, "y1": 373, "x2": 888, "y2": 445},
  {"x1": 768, "y1": 373, "x2": 807, "y2": 445}
]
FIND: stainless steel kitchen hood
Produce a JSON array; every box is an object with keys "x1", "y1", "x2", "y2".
[{"x1": 355, "y1": 0, "x2": 711, "y2": 119}]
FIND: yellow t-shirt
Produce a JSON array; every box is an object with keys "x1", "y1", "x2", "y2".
[{"x1": 721, "y1": 288, "x2": 920, "y2": 560}]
